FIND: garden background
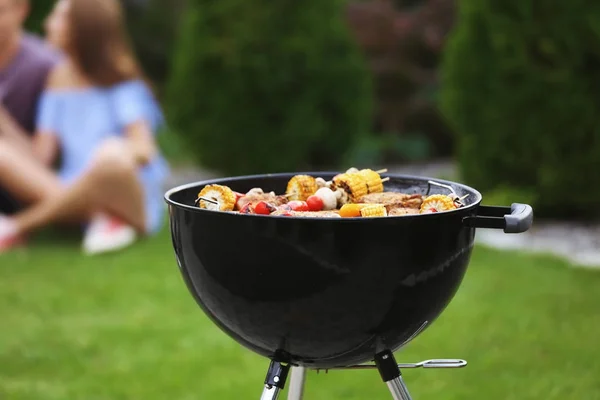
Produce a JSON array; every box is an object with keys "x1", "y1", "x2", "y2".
[{"x1": 4, "y1": 0, "x2": 600, "y2": 399}]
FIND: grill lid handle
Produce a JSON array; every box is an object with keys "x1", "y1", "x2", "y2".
[{"x1": 463, "y1": 203, "x2": 533, "y2": 233}]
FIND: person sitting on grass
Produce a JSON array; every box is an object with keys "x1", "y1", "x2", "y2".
[
  {"x1": 0, "y1": 0, "x2": 61, "y2": 214},
  {"x1": 0, "y1": 0, "x2": 170, "y2": 255}
]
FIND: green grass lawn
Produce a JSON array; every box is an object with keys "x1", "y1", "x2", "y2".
[{"x1": 1, "y1": 223, "x2": 600, "y2": 400}]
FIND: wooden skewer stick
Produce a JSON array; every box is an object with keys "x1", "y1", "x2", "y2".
[
  {"x1": 381, "y1": 177, "x2": 390, "y2": 183},
  {"x1": 376, "y1": 169, "x2": 388, "y2": 174},
  {"x1": 454, "y1": 194, "x2": 471, "y2": 207},
  {"x1": 195, "y1": 196, "x2": 219, "y2": 205}
]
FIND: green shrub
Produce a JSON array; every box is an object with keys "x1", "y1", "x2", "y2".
[
  {"x1": 166, "y1": 0, "x2": 373, "y2": 176},
  {"x1": 440, "y1": 0, "x2": 600, "y2": 219},
  {"x1": 123, "y1": 0, "x2": 186, "y2": 98},
  {"x1": 346, "y1": 0, "x2": 458, "y2": 163},
  {"x1": 25, "y1": 1, "x2": 54, "y2": 34}
]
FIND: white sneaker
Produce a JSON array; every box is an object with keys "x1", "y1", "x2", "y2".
[
  {"x1": 82, "y1": 214, "x2": 137, "y2": 255},
  {"x1": 0, "y1": 215, "x2": 24, "y2": 253}
]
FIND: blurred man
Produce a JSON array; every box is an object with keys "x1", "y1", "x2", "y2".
[{"x1": 0, "y1": 0, "x2": 60, "y2": 213}]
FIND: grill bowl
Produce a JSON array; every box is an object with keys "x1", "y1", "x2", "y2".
[{"x1": 165, "y1": 172, "x2": 531, "y2": 369}]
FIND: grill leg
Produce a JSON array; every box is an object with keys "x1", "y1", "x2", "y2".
[
  {"x1": 385, "y1": 376, "x2": 413, "y2": 400},
  {"x1": 260, "y1": 360, "x2": 290, "y2": 400},
  {"x1": 260, "y1": 385, "x2": 282, "y2": 400},
  {"x1": 287, "y1": 367, "x2": 307, "y2": 400},
  {"x1": 375, "y1": 350, "x2": 413, "y2": 400}
]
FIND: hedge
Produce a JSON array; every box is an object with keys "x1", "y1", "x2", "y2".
[
  {"x1": 346, "y1": 0, "x2": 457, "y2": 162},
  {"x1": 440, "y1": 0, "x2": 600, "y2": 219},
  {"x1": 122, "y1": 0, "x2": 186, "y2": 97},
  {"x1": 166, "y1": 0, "x2": 374, "y2": 176},
  {"x1": 25, "y1": 1, "x2": 53, "y2": 34}
]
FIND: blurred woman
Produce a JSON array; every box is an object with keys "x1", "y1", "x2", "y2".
[{"x1": 0, "y1": 0, "x2": 169, "y2": 254}]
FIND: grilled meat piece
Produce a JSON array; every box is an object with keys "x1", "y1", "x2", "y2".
[
  {"x1": 291, "y1": 211, "x2": 341, "y2": 218},
  {"x1": 386, "y1": 206, "x2": 420, "y2": 216},
  {"x1": 400, "y1": 196, "x2": 423, "y2": 209},
  {"x1": 358, "y1": 192, "x2": 423, "y2": 208},
  {"x1": 237, "y1": 193, "x2": 288, "y2": 210},
  {"x1": 271, "y1": 209, "x2": 341, "y2": 218}
]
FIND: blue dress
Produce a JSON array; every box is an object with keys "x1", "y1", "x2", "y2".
[{"x1": 36, "y1": 79, "x2": 170, "y2": 234}]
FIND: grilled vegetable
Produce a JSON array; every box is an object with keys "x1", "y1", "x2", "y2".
[
  {"x1": 334, "y1": 188, "x2": 350, "y2": 208},
  {"x1": 197, "y1": 185, "x2": 237, "y2": 211},
  {"x1": 288, "y1": 201, "x2": 309, "y2": 212},
  {"x1": 286, "y1": 175, "x2": 319, "y2": 201},
  {"x1": 315, "y1": 177, "x2": 329, "y2": 189},
  {"x1": 314, "y1": 187, "x2": 337, "y2": 211},
  {"x1": 358, "y1": 169, "x2": 385, "y2": 194},
  {"x1": 306, "y1": 195, "x2": 324, "y2": 212},
  {"x1": 360, "y1": 204, "x2": 388, "y2": 218},
  {"x1": 333, "y1": 169, "x2": 386, "y2": 201},
  {"x1": 420, "y1": 195, "x2": 457, "y2": 214},
  {"x1": 332, "y1": 173, "x2": 369, "y2": 202},
  {"x1": 255, "y1": 201, "x2": 277, "y2": 215},
  {"x1": 339, "y1": 203, "x2": 370, "y2": 218}
]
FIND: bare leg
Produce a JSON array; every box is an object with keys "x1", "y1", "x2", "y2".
[
  {"x1": 0, "y1": 137, "x2": 63, "y2": 204},
  {"x1": 0, "y1": 106, "x2": 35, "y2": 157},
  {"x1": 12, "y1": 138, "x2": 148, "y2": 235}
]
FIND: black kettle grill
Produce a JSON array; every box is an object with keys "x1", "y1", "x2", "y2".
[{"x1": 164, "y1": 172, "x2": 533, "y2": 399}]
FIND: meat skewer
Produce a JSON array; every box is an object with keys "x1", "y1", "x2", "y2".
[
  {"x1": 420, "y1": 195, "x2": 457, "y2": 214},
  {"x1": 197, "y1": 184, "x2": 237, "y2": 211},
  {"x1": 286, "y1": 175, "x2": 319, "y2": 201}
]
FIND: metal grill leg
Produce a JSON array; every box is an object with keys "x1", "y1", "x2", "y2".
[
  {"x1": 375, "y1": 350, "x2": 413, "y2": 400},
  {"x1": 287, "y1": 367, "x2": 307, "y2": 400},
  {"x1": 385, "y1": 376, "x2": 413, "y2": 400},
  {"x1": 260, "y1": 360, "x2": 290, "y2": 400},
  {"x1": 260, "y1": 385, "x2": 282, "y2": 400}
]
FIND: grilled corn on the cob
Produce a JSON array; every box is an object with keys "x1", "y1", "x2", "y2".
[
  {"x1": 197, "y1": 184, "x2": 237, "y2": 211},
  {"x1": 358, "y1": 169, "x2": 384, "y2": 194},
  {"x1": 420, "y1": 195, "x2": 457, "y2": 214},
  {"x1": 360, "y1": 204, "x2": 388, "y2": 218},
  {"x1": 286, "y1": 175, "x2": 319, "y2": 201},
  {"x1": 333, "y1": 169, "x2": 385, "y2": 200},
  {"x1": 332, "y1": 173, "x2": 369, "y2": 201}
]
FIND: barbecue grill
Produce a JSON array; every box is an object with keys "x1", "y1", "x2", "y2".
[{"x1": 164, "y1": 172, "x2": 533, "y2": 400}]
